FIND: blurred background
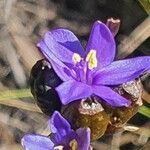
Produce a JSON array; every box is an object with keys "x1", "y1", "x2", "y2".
[{"x1": 0, "y1": 0, "x2": 149, "y2": 149}]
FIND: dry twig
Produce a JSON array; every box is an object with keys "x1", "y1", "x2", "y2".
[{"x1": 117, "y1": 17, "x2": 150, "y2": 59}]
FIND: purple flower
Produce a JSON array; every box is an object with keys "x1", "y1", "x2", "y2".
[
  {"x1": 21, "y1": 111, "x2": 90, "y2": 150},
  {"x1": 37, "y1": 21, "x2": 150, "y2": 107}
]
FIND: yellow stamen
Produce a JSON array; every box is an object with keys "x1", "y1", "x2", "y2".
[
  {"x1": 72, "y1": 53, "x2": 81, "y2": 64},
  {"x1": 86, "y1": 49, "x2": 97, "y2": 69},
  {"x1": 69, "y1": 139, "x2": 78, "y2": 150}
]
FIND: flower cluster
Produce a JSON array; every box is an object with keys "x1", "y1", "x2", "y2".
[{"x1": 22, "y1": 20, "x2": 150, "y2": 150}]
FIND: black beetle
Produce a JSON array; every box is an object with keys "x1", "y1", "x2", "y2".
[{"x1": 30, "y1": 59, "x2": 62, "y2": 116}]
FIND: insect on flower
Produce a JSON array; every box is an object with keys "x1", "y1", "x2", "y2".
[
  {"x1": 30, "y1": 59, "x2": 62, "y2": 115},
  {"x1": 37, "y1": 20, "x2": 150, "y2": 107},
  {"x1": 21, "y1": 111, "x2": 91, "y2": 150}
]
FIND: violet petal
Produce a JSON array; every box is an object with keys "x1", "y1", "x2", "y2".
[
  {"x1": 93, "y1": 56, "x2": 150, "y2": 85},
  {"x1": 76, "y1": 128, "x2": 91, "y2": 150},
  {"x1": 43, "y1": 29, "x2": 85, "y2": 64},
  {"x1": 92, "y1": 85, "x2": 131, "y2": 106},
  {"x1": 49, "y1": 111, "x2": 71, "y2": 135},
  {"x1": 86, "y1": 21, "x2": 116, "y2": 68},
  {"x1": 37, "y1": 40, "x2": 73, "y2": 81},
  {"x1": 49, "y1": 111, "x2": 75, "y2": 146},
  {"x1": 21, "y1": 134, "x2": 54, "y2": 150},
  {"x1": 56, "y1": 80, "x2": 92, "y2": 105}
]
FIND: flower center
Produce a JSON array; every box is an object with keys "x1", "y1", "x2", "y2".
[
  {"x1": 72, "y1": 49, "x2": 97, "y2": 70},
  {"x1": 53, "y1": 140, "x2": 78, "y2": 150},
  {"x1": 69, "y1": 139, "x2": 78, "y2": 150},
  {"x1": 72, "y1": 50, "x2": 97, "y2": 84}
]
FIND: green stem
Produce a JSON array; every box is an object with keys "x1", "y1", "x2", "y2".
[
  {"x1": 138, "y1": 106, "x2": 150, "y2": 118},
  {"x1": 0, "y1": 89, "x2": 32, "y2": 100}
]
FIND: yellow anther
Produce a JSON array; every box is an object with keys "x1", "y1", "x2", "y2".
[
  {"x1": 72, "y1": 53, "x2": 81, "y2": 64},
  {"x1": 86, "y1": 49, "x2": 97, "y2": 69},
  {"x1": 69, "y1": 139, "x2": 78, "y2": 150}
]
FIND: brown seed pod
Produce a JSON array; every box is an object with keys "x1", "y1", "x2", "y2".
[
  {"x1": 61, "y1": 97, "x2": 110, "y2": 141},
  {"x1": 104, "y1": 79, "x2": 143, "y2": 134}
]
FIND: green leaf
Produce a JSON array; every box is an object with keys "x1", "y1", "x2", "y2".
[
  {"x1": 138, "y1": 105, "x2": 150, "y2": 118},
  {"x1": 138, "y1": 0, "x2": 150, "y2": 15},
  {"x1": 0, "y1": 89, "x2": 32, "y2": 100}
]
